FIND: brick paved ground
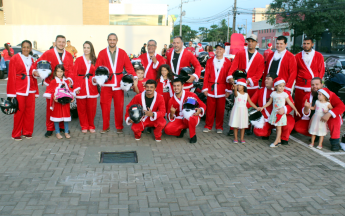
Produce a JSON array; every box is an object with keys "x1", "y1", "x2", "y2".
[{"x1": 1, "y1": 81, "x2": 345, "y2": 216}]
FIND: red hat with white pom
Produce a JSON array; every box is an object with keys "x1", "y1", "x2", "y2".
[
  {"x1": 273, "y1": 77, "x2": 285, "y2": 87},
  {"x1": 318, "y1": 88, "x2": 330, "y2": 99},
  {"x1": 236, "y1": 78, "x2": 247, "y2": 87}
]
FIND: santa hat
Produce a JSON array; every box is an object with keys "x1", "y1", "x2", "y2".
[
  {"x1": 273, "y1": 77, "x2": 285, "y2": 87},
  {"x1": 236, "y1": 78, "x2": 247, "y2": 87},
  {"x1": 224, "y1": 42, "x2": 230, "y2": 46},
  {"x1": 318, "y1": 88, "x2": 330, "y2": 99},
  {"x1": 268, "y1": 43, "x2": 272, "y2": 48},
  {"x1": 198, "y1": 43, "x2": 202, "y2": 47}
]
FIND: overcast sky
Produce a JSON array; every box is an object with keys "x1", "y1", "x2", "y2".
[{"x1": 122, "y1": 0, "x2": 273, "y2": 34}]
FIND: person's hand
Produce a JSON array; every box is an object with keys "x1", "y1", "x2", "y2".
[
  {"x1": 92, "y1": 78, "x2": 97, "y2": 84},
  {"x1": 194, "y1": 108, "x2": 202, "y2": 116},
  {"x1": 68, "y1": 82, "x2": 72, "y2": 88},
  {"x1": 76, "y1": 90, "x2": 80, "y2": 95},
  {"x1": 277, "y1": 107, "x2": 285, "y2": 115},
  {"x1": 129, "y1": 119, "x2": 134, "y2": 124},
  {"x1": 145, "y1": 107, "x2": 154, "y2": 117},
  {"x1": 33, "y1": 71, "x2": 39, "y2": 77},
  {"x1": 54, "y1": 99, "x2": 58, "y2": 103},
  {"x1": 232, "y1": 84, "x2": 237, "y2": 90},
  {"x1": 71, "y1": 98, "x2": 75, "y2": 103},
  {"x1": 186, "y1": 74, "x2": 196, "y2": 83},
  {"x1": 257, "y1": 107, "x2": 263, "y2": 111},
  {"x1": 228, "y1": 78, "x2": 234, "y2": 84},
  {"x1": 295, "y1": 110, "x2": 301, "y2": 117},
  {"x1": 203, "y1": 91, "x2": 208, "y2": 96},
  {"x1": 170, "y1": 105, "x2": 176, "y2": 114},
  {"x1": 133, "y1": 78, "x2": 138, "y2": 87},
  {"x1": 246, "y1": 80, "x2": 250, "y2": 85},
  {"x1": 225, "y1": 92, "x2": 230, "y2": 98},
  {"x1": 150, "y1": 55, "x2": 157, "y2": 64},
  {"x1": 304, "y1": 99, "x2": 310, "y2": 109},
  {"x1": 323, "y1": 109, "x2": 329, "y2": 114},
  {"x1": 321, "y1": 112, "x2": 331, "y2": 122}
]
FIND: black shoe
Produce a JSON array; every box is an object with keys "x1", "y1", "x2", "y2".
[
  {"x1": 190, "y1": 135, "x2": 197, "y2": 143},
  {"x1": 227, "y1": 130, "x2": 234, "y2": 136},
  {"x1": 262, "y1": 136, "x2": 269, "y2": 140},
  {"x1": 60, "y1": 129, "x2": 65, "y2": 133},
  {"x1": 309, "y1": 136, "x2": 319, "y2": 142},
  {"x1": 45, "y1": 131, "x2": 53, "y2": 138},
  {"x1": 330, "y1": 138, "x2": 340, "y2": 151},
  {"x1": 177, "y1": 129, "x2": 187, "y2": 138},
  {"x1": 245, "y1": 129, "x2": 252, "y2": 135},
  {"x1": 281, "y1": 140, "x2": 289, "y2": 145},
  {"x1": 147, "y1": 127, "x2": 153, "y2": 134}
]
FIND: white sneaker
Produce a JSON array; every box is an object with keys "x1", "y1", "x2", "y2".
[
  {"x1": 155, "y1": 139, "x2": 161, "y2": 142},
  {"x1": 270, "y1": 143, "x2": 280, "y2": 148},
  {"x1": 203, "y1": 128, "x2": 210, "y2": 133},
  {"x1": 4, "y1": 78, "x2": 8, "y2": 80},
  {"x1": 217, "y1": 129, "x2": 223, "y2": 134}
]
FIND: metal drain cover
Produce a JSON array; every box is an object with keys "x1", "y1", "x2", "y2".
[{"x1": 100, "y1": 151, "x2": 138, "y2": 163}]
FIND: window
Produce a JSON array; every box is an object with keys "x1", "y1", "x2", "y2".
[{"x1": 109, "y1": 15, "x2": 166, "y2": 26}]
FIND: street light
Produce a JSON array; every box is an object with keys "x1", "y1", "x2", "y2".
[{"x1": 238, "y1": 24, "x2": 243, "y2": 34}]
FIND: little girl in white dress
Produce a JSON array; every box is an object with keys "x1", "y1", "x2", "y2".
[
  {"x1": 259, "y1": 78, "x2": 300, "y2": 148},
  {"x1": 229, "y1": 78, "x2": 258, "y2": 144},
  {"x1": 308, "y1": 88, "x2": 333, "y2": 149}
]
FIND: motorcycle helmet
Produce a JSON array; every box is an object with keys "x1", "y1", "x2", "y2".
[
  {"x1": 178, "y1": 67, "x2": 194, "y2": 83},
  {"x1": 248, "y1": 108, "x2": 264, "y2": 129},
  {"x1": 129, "y1": 104, "x2": 144, "y2": 123},
  {"x1": 36, "y1": 60, "x2": 52, "y2": 80},
  {"x1": 197, "y1": 52, "x2": 209, "y2": 68},
  {"x1": 70, "y1": 98, "x2": 77, "y2": 110},
  {"x1": 94, "y1": 66, "x2": 110, "y2": 86},
  {"x1": 182, "y1": 97, "x2": 199, "y2": 120},
  {"x1": 233, "y1": 69, "x2": 247, "y2": 80},
  {"x1": 120, "y1": 74, "x2": 134, "y2": 91},
  {"x1": 55, "y1": 86, "x2": 74, "y2": 105},
  {"x1": 131, "y1": 60, "x2": 142, "y2": 69},
  {"x1": 0, "y1": 97, "x2": 18, "y2": 115}
]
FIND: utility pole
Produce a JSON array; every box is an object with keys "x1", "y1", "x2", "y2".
[
  {"x1": 227, "y1": 12, "x2": 230, "y2": 42},
  {"x1": 232, "y1": 0, "x2": 237, "y2": 34},
  {"x1": 179, "y1": 0, "x2": 183, "y2": 36}
]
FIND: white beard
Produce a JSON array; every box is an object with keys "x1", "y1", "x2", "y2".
[
  {"x1": 94, "y1": 75, "x2": 108, "y2": 86},
  {"x1": 302, "y1": 49, "x2": 315, "y2": 65},
  {"x1": 250, "y1": 115, "x2": 265, "y2": 129},
  {"x1": 37, "y1": 69, "x2": 51, "y2": 80},
  {"x1": 120, "y1": 80, "x2": 133, "y2": 92},
  {"x1": 181, "y1": 109, "x2": 195, "y2": 120}
]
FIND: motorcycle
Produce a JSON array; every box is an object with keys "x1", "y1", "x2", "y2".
[{"x1": 324, "y1": 56, "x2": 345, "y2": 105}]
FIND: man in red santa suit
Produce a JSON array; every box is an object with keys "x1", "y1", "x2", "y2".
[
  {"x1": 248, "y1": 74, "x2": 295, "y2": 145},
  {"x1": 263, "y1": 43, "x2": 273, "y2": 63},
  {"x1": 294, "y1": 77, "x2": 345, "y2": 151},
  {"x1": 93, "y1": 33, "x2": 137, "y2": 134},
  {"x1": 261, "y1": 35, "x2": 297, "y2": 93},
  {"x1": 125, "y1": 80, "x2": 166, "y2": 141},
  {"x1": 195, "y1": 42, "x2": 204, "y2": 57},
  {"x1": 166, "y1": 36, "x2": 201, "y2": 91},
  {"x1": 227, "y1": 34, "x2": 265, "y2": 97},
  {"x1": 185, "y1": 41, "x2": 195, "y2": 54},
  {"x1": 202, "y1": 43, "x2": 232, "y2": 134},
  {"x1": 294, "y1": 37, "x2": 325, "y2": 121},
  {"x1": 137, "y1": 40, "x2": 165, "y2": 80},
  {"x1": 7, "y1": 40, "x2": 39, "y2": 141},
  {"x1": 165, "y1": 78, "x2": 206, "y2": 143},
  {"x1": 32, "y1": 35, "x2": 74, "y2": 138}
]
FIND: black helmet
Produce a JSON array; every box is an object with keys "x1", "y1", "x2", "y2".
[
  {"x1": 183, "y1": 97, "x2": 199, "y2": 110},
  {"x1": 197, "y1": 52, "x2": 209, "y2": 68},
  {"x1": 131, "y1": 60, "x2": 142, "y2": 69},
  {"x1": 178, "y1": 67, "x2": 194, "y2": 83},
  {"x1": 120, "y1": 74, "x2": 134, "y2": 91},
  {"x1": 95, "y1": 66, "x2": 110, "y2": 76},
  {"x1": 0, "y1": 98, "x2": 18, "y2": 115},
  {"x1": 129, "y1": 104, "x2": 144, "y2": 123},
  {"x1": 248, "y1": 109, "x2": 262, "y2": 122},
  {"x1": 122, "y1": 74, "x2": 134, "y2": 84},
  {"x1": 233, "y1": 69, "x2": 247, "y2": 80},
  {"x1": 36, "y1": 60, "x2": 52, "y2": 80}
]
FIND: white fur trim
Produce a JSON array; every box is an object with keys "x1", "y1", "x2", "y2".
[
  {"x1": 295, "y1": 86, "x2": 311, "y2": 92},
  {"x1": 7, "y1": 94, "x2": 16, "y2": 97},
  {"x1": 50, "y1": 116, "x2": 71, "y2": 122},
  {"x1": 284, "y1": 106, "x2": 287, "y2": 114},
  {"x1": 199, "y1": 107, "x2": 205, "y2": 117},
  {"x1": 236, "y1": 80, "x2": 247, "y2": 87},
  {"x1": 43, "y1": 93, "x2": 51, "y2": 98},
  {"x1": 201, "y1": 88, "x2": 208, "y2": 93},
  {"x1": 274, "y1": 80, "x2": 285, "y2": 86},
  {"x1": 192, "y1": 73, "x2": 199, "y2": 82},
  {"x1": 150, "y1": 112, "x2": 157, "y2": 121},
  {"x1": 318, "y1": 89, "x2": 330, "y2": 99},
  {"x1": 285, "y1": 86, "x2": 292, "y2": 92},
  {"x1": 248, "y1": 78, "x2": 254, "y2": 87},
  {"x1": 226, "y1": 75, "x2": 233, "y2": 83},
  {"x1": 251, "y1": 115, "x2": 265, "y2": 129},
  {"x1": 152, "y1": 60, "x2": 159, "y2": 69},
  {"x1": 168, "y1": 114, "x2": 176, "y2": 122},
  {"x1": 329, "y1": 110, "x2": 336, "y2": 118}
]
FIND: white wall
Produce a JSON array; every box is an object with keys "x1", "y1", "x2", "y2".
[
  {"x1": 109, "y1": 3, "x2": 167, "y2": 16},
  {"x1": 0, "y1": 25, "x2": 171, "y2": 56}
]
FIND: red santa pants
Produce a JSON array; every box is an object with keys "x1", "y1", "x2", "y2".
[
  {"x1": 12, "y1": 94, "x2": 36, "y2": 138},
  {"x1": 131, "y1": 117, "x2": 166, "y2": 140},
  {"x1": 162, "y1": 92, "x2": 171, "y2": 114},
  {"x1": 100, "y1": 87, "x2": 124, "y2": 130},
  {"x1": 247, "y1": 88, "x2": 257, "y2": 98},
  {"x1": 165, "y1": 116, "x2": 200, "y2": 138},
  {"x1": 77, "y1": 98, "x2": 97, "y2": 130},
  {"x1": 294, "y1": 88, "x2": 309, "y2": 122},
  {"x1": 294, "y1": 116, "x2": 342, "y2": 139},
  {"x1": 205, "y1": 96, "x2": 226, "y2": 130},
  {"x1": 46, "y1": 99, "x2": 64, "y2": 131},
  {"x1": 253, "y1": 114, "x2": 295, "y2": 141}
]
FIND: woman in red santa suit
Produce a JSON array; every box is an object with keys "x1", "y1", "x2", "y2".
[
  {"x1": 73, "y1": 41, "x2": 99, "y2": 133},
  {"x1": 7, "y1": 40, "x2": 39, "y2": 141},
  {"x1": 294, "y1": 37, "x2": 325, "y2": 121},
  {"x1": 156, "y1": 64, "x2": 174, "y2": 114},
  {"x1": 207, "y1": 46, "x2": 215, "y2": 58}
]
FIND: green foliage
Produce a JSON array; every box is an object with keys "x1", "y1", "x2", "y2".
[
  {"x1": 199, "y1": 19, "x2": 233, "y2": 42},
  {"x1": 267, "y1": 0, "x2": 345, "y2": 40},
  {"x1": 173, "y1": 25, "x2": 198, "y2": 42}
]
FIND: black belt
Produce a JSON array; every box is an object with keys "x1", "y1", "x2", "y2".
[
  {"x1": 17, "y1": 73, "x2": 32, "y2": 80},
  {"x1": 78, "y1": 74, "x2": 93, "y2": 79},
  {"x1": 211, "y1": 82, "x2": 226, "y2": 91}
]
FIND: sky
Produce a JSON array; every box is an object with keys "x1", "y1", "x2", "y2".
[{"x1": 122, "y1": 0, "x2": 273, "y2": 34}]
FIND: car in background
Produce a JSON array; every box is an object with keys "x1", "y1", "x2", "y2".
[
  {"x1": 184, "y1": 42, "x2": 197, "y2": 48},
  {"x1": 200, "y1": 42, "x2": 209, "y2": 49},
  {"x1": 0, "y1": 46, "x2": 43, "y2": 61}
]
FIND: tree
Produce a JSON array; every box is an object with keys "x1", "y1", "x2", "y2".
[
  {"x1": 267, "y1": 0, "x2": 345, "y2": 39},
  {"x1": 199, "y1": 19, "x2": 232, "y2": 42},
  {"x1": 173, "y1": 25, "x2": 198, "y2": 42}
]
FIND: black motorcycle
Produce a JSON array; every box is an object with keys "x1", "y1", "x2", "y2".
[{"x1": 324, "y1": 56, "x2": 345, "y2": 105}]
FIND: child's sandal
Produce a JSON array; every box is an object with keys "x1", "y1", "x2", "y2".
[
  {"x1": 316, "y1": 146, "x2": 322, "y2": 150},
  {"x1": 308, "y1": 144, "x2": 314, "y2": 148},
  {"x1": 65, "y1": 133, "x2": 71, "y2": 139}
]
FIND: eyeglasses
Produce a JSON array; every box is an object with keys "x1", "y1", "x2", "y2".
[{"x1": 147, "y1": 44, "x2": 156, "y2": 47}]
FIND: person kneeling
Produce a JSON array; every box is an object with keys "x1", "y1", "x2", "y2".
[
  {"x1": 165, "y1": 78, "x2": 206, "y2": 143},
  {"x1": 125, "y1": 79, "x2": 166, "y2": 142}
]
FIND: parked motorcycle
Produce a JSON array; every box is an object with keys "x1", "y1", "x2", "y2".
[{"x1": 324, "y1": 56, "x2": 345, "y2": 105}]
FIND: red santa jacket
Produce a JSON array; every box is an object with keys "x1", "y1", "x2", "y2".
[
  {"x1": 248, "y1": 87, "x2": 294, "y2": 120},
  {"x1": 263, "y1": 49, "x2": 273, "y2": 62},
  {"x1": 167, "y1": 90, "x2": 206, "y2": 121},
  {"x1": 261, "y1": 50, "x2": 297, "y2": 92},
  {"x1": 138, "y1": 53, "x2": 165, "y2": 80},
  {"x1": 295, "y1": 50, "x2": 325, "y2": 92},
  {"x1": 45, "y1": 77, "x2": 75, "y2": 122},
  {"x1": 228, "y1": 49, "x2": 265, "y2": 90},
  {"x1": 32, "y1": 47, "x2": 74, "y2": 86},
  {"x1": 301, "y1": 89, "x2": 345, "y2": 121},
  {"x1": 156, "y1": 77, "x2": 174, "y2": 97},
  {"x1": 7, "y1": 53, "x2": 39, "y2": 98},
  {"x1": 95, "y1": 47, "x2": 136, "y2": 91},
  {"x1": 125, "y1": 91, "x2": 166, "y2": 125},
  {"x1": 166, "y1": 48, "x2": 201, "y2": 89},
  {"x1": 202, "y1": 57, "x2": 232, "y2": 98},
  {"x1": 72, "y1": 55, "x2": 99, "y2": 99}
]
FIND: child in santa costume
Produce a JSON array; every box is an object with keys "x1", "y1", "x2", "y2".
[
  {"x1": 44, "y1": 64, "x2": 75, "y2": 139},
  {"x1": 73, "y1": 41, "x2": 99, "y2": 133},
  {"x1": 308, "y1": 88, "x2": 333, "y2": 149},
  {"x1": 7, "y1": 40, "x2": 39, "y2": 141},
  {"x1": 259, "y1": 78, "x2": 300, "y2": 147},
  {"x1": 229, "y1": 79, "x2": 258, "y2": 144},
  {"x1": 155, "y1": 64, "x2": 174, "y2": 114},
  {"x1": 133, "y1": 66, "x2": 148, "y2": 94}
]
